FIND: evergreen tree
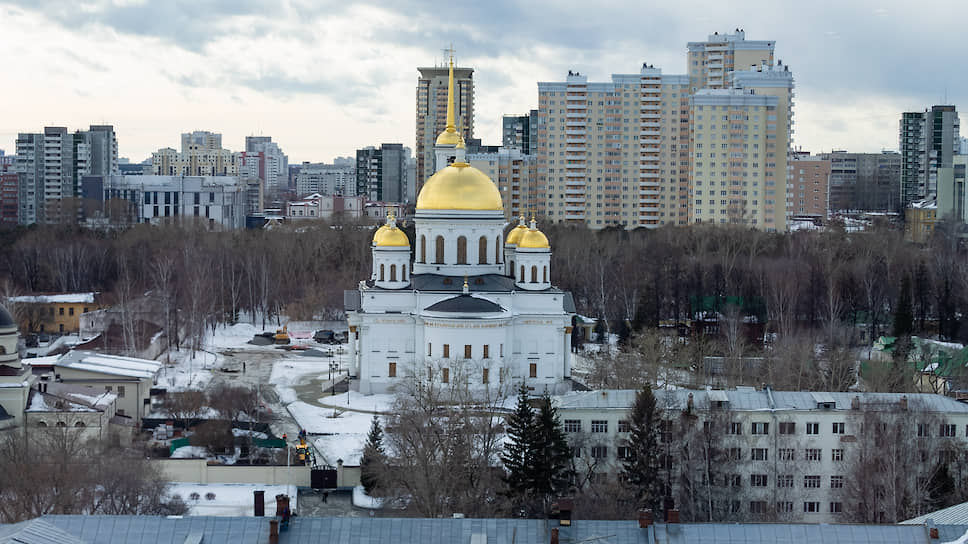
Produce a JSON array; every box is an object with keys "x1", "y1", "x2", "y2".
[
  {"x1": 502, "y1": 384, "x2": 537, "y2": 501},
  {"x1": 532, "y1": 394, "x2": 575, "y2": 500},
  {"x1": 360, "y1": 414, "x2": 385, "y2": 494},
  {"x1": 893, "y1": 274, "x2": 914, "y2": 338},
  {"x1": 622, "y1": 385, "x2": 661, "y2": 510}
]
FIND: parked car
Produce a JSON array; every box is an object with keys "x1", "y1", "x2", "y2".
[{"x1": 314, "y1": 329, "x2": 336, "y2": 344}]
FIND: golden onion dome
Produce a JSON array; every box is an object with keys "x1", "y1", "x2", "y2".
[
  {"x1": 518, "y1": 229, "x2": 550, "y2": 249},
  {"x1": 436, "y1": 128, "x2": 461, "y2": 146},
  {"x1": 505, "y1": 216, "x2": 528, "y2": 245},
  {"x1": 416, "y1": 163, "x2": 503, "y2": 211},
  {"x1": 372, "y1": 224, "x2": 391, "y2": 245},
  {"x1": 375, "y1": 226, "x2": 409, "y2": 247}
]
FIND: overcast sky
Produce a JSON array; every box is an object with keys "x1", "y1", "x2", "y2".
[{"x1": 1, "y1": 0, "x2": 965, "y2": 164}]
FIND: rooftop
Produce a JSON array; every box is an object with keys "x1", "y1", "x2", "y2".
[{"x1": 55, "y1": 351, "x2": 162, "y2": 379}]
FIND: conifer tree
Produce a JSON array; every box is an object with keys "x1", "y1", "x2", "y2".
[
  {"x1": 360, "y1": 414, "x2": 385, "y2": 494},
  {"x1": 502, "y1": 384, "x2": 536, "y2": 500},
  {"x1": 622, "y1": 385, "x2": 661, "y2": 510},
  {"x1": 533, "y1": 394, "x2": 575, "y2": 500},
  {"x1": 893, "y1": 274, "x2": 914, "y2": 338}
]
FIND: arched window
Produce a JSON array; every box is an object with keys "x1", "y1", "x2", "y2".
[
  {"x1": 531, "y1": 266, "x2": 538, "y2": 283},
  {"x1": 496, "y1": 237, "x2": 501, "y2": 263},
  {"x1": 379, "y1": 263, "x2": 385, "y2": 281},
  {"x1": 543, "y1": 266, "x2": 548, "y2": 283},
  {"x1": 520, "y1": 265, "x2": 525, "y2": 282},
  {"x1": 457, "y1": 236, "x2": 467, "y2": 264},
  {"x1": 390, "y1": 264, "x2": 397, "y2": 281},
  {"x1": 402, "y1": 264, "x2": 407, "y2": 281},
  {"x1": 74, "y1": 421, "x2": 86, "y2": 428},
  {"x1": 56, "y1": 421, "x2": 66, "y2": 428},
  {"x1": 420, "y1": 235, "x2": 426, "y2": 263},
  {"x1": 36, "y1": 421, "x2": 47, "y2": 427},
  {"x1": 435, "y1": 236, "x2": 445, "y2": 264},
  {"x1": 478, "y1": 236, "x2": 488, "y2": 264}
]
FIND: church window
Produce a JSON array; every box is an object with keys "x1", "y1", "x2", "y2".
[
  {"x1": 510, "y1": 260, "x2": 515, "y2": 276},
  {"x1": 483, "y1": 345, "x2": 490, "y2": 358},
  {"x1": 482, "y1": 368, "x2": 489, "y2": 384},
  {"x1": 428, "y1": 343, "x2": 432, "y2": 356},
  {"x1": 443, "y1": 344, "x2": 450, "y2": 358},
  {"x1": 495, "y1": 237, "x2": 501, "y2": 263},
  {"x1": 390, "y1": 264, "x2": 397, "y2": 281},
  {"x1": 442, "y1": 367, "x2": 450, "y2": 383},
  {"x1": 543, "y1": 266, "x2": 548, "y2": 283},
  {"x1": 402, "y1": 264, "x2": 407, "y2": 281},
  {"x1": 520, "y1": 265, "x2": 525, "y2": 282},
  {"x1": 435, "y1": 236, "x2": 445, "y2": 264},
  {"x1": 500, "y1": 344, "x2": 504, "y2": 357},
  {"x1": 457, "y1": 236, "x2": 467, "y2": 264},
  {"x1": 479, "y1": 236, "x2": 488, "y2": 264},
  {"x1": 420, "y1": 235, "x2": 426, "y2": 263},
  {"x1": 529, "y1": 363, "x2": 537, "y2": 378},
  {"x1": 380, "y1": 264, "x2": 385, "y2": 281},
  {"x1": 531, "y1": 266, "x2": 538, "y2": 283},
  {"x1": 464, "y1": 345, "x2": 472, "y2": 359},
  {"x1": 388, "y1": 362, "x2": 397, "y2": 377}
]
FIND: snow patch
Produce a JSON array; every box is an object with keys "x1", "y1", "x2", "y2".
[
  {"x1": 167, "y1": 483, "x2": 297, "y2": 517},
  {"x1": 352, "y1": 485, "x2": 382, "y2": 509}
]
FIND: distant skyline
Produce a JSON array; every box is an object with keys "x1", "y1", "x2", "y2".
[{"x1": 1, "y1": 0, "x2": 965, "y2": 164}]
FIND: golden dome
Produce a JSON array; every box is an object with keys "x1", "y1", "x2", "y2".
[
  {"x1": 376, "y1": 226, "x2": 409, "y2": 247},
  {"x1": 518, "y1": 218, "x2": 550, "y2": 249},
  {"x1": 436, "y1": 129, "x2": 461, "y2": 146},
  {"x1": 416, "y1": 163, "x2": 503, "y2": 211},
  {"x1": 505, "y1": 215, "x2": 528, "y2": 245},
  {"x1": 372, "y1": 224, "x2": 391, "y2": 245}
]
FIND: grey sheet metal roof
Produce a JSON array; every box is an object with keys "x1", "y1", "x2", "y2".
[
  {"x1": 424, "y1": 295, "x2": 504, "y2": 314},
  {"x1": 43, "y1": 516, "x2": 270, "y2": 544},
  {"x1": 905, "y1": 499, "x2": 968, "y2": 524},
  {"x1": 652, "y1": 522, "x2": 932, "y2": 543},
  {"x1": 412, "y1": 273, "x2": 518, "y2": 292},
  {"x1": 0, "y1": 518, "x2": 87, "y2": 544}
]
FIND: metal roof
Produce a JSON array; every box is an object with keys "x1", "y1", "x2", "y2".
[
  {"x1": 0, "y1": 518, "x2": 86, "y2": 544},
  {"x1": 905, "y1": 500, "x2": 968, "y2": 524},
  {"x1": 424, "y1": 295, "x2": 504, "y2": 314},
  {"x1": 652, "y1": 522, "x2": 933, "y2": 543}
]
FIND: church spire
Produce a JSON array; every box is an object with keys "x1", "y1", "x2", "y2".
[{"x1": 435, "y1": 47, "x2": 461, "y2": 147}]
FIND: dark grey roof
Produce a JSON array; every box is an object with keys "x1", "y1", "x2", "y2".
[
  {"x1": 0, "y1": 304, "x2": 14, "y2": 328},
  {"x1": 343, "y1": 290, "x2": 361, "y2": 312},
  {"x1": 652, "y1": 522, "x2": 933, "y2": 543},
  {"x1": 0, "y1": 403, "x2": 15, "y2": 421},
  {"x1": 412, "y1": 274, "x2": 518, "y2": 292},
  {"x1": 43, "y1": 516, "x2": 269, "y2": 544},
  {"x1": 424, "y1": 295, "x2": 504, "y2": 314},
  {"x1": 0, "y1": 518, "x2": 86, "y2": 544}
]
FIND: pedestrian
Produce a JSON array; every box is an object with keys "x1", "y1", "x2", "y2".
[
  {"x1": 322, "y1": 491, "x2": 328, "y2": 503},
  {"x1": 243, "y1": 361, "x2": 246, "y2": 373}
]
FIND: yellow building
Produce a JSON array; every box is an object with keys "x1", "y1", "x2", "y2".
[
  {"x1": 151, "y1": 131, "x2": 239, "y2": 177},
  {"x1": 905, "y1": 199, "x2": 937, "y2": 243},
  {"x1": 9, "y1": 292, "x2": 101, "y2": 334}
]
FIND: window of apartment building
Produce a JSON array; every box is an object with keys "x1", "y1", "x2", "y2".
[
  {"x1": 831, "y1": 475, "x2": 844, "y2": 489},
  {"x1": 777, "y1": 501, "x2": 794, "y2": 513},
  {"x1": 778, "y1": 448, "x2": 795, "y2": 461},
  {"x1": 806, "y1": 422, "x2": 819, "y2": 435},
  {"x1": 591, "y1": 445, "x2": 608, "y2": 459},
  {"x1": 941, "y1": 424, "x2": 957, "y2": 437},
  {"x1": 831, "y1": 449, "x2": 845, "y2": 462},
  {"x1": 572, "y1": 447, "x2": 582, "y2": 458},
  {"x1": 618, "y1": 446, "x2": 631, "y2": 459},
  {"x1": 565, "y1": 420, "x2": 581, "y2": 433},
  {"x1": 805, "y1": 449, "x2": 821, "y2": 461},
  {"x1": 729, "y1": 500, "x2": 741, "y2": 513},
  {"x1": 69, "y1": 307, "x2": 74, "y2": 316},
  {"x1": 751, "y1": 448, "x2": 768, "y2": 461},
  {"x1": 830, "y1": 502, "x2": 843, "y2": 514},
  {"x1": 443, "y1": 344, "x2": 450, "y2": 358},
  {"x1": 618, "y1": 420, "x2": 630, "y2": 433},
  {"x1": 529, "y1": 363, "x2": 537, "y2": 378},
  {"x1": 441, "y1": 368, "x2": 449, "y2": 383},
  {"x1": 749, "y1": 500, "x2": 767, "y2": 514},
  {"x1": 777, "y1": 475, "x2": 794, "y2": 488},
  {"x1": 591, "y1": 420, "x2": 608, "y2": 433},
  {"x1": 751, "y1": 422, "x2": 769, "y2": 435},
  {"x1": 832, "y1": 422, "x2": 845, "y2": 434},
  {"x1": 804, "y1": 475, "x2": 821, "y2": 488},
  {"x1": 59, "y1": 307, "x2": 64, "y2": 316},
  {"x1": 729, "y1": 422, "x2": 742, "y2": 435},
  {"x1": 727, "y1": 447, "x2": 742, "y2": 461},
  {"x1": 464, "y1": 345, "x2": 472, "y2": 359},
  {"x1": 388, "y1": 362, "x2": 396, "y2": 378},
  {"x1": 804, "y1": 502, "x2": 821, "y2": 513},
  {"x1": 918, "y1": 423, "x2": 930, "y2": 437},
  {"x1": 779, "y1": 421, "x2": 795, "y2": 434},
  {"x1": 750, "y1": 474, "x2": 768, "y2": 487},
  {"x1": 725, "y1": 474, "x2": 741, "y2": 487}
]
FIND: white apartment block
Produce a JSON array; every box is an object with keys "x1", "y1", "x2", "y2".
[
  {"x1": 556, "y1": 388, "x2": 968, "y2": 523},
  {"x1": 244, "y1": 136, "x2": 289, "y2": 192},
  {"x1": 295, "y1": 162, "x2": 356, "y2": 197},
  {"x1": 100, "y1": 175, "x2": 246, "y2": 229}
]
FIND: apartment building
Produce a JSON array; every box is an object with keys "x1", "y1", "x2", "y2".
[
  {"x1": 557, "y1": 388, "x2": 968, "y2": 523},
  {"x1": 242, "y1": 136, "x2": 289, "y2": 192},
  {"x1": 416, "y1": 64, "x2": 474, "y2": 188},
  {"x1": 295, "y1": 162, "x2": 356, "y2": 197},
  {"x1": 938, "y1": 155, "x2": 967, "y2": 223},
  {"x1": 356, "y1": 144, "x2": 410, "y2": 203},
  {"x1": 819, "y1": 151, "x2": 901, "y2": 212},
  {"x1": 151, "y1": 131, "x2": 239, "y2": 177},
  {"x1": 502, "y1": 112, "x2": 538, "y2": 155},
  {"x1": 687, "y1": 29, "x2": 775, "y2": 91},
  {"x1": 467, "y1": 147, "x2": 537, "y2": 221},
  {"x1": 0, "y1": 156, "x2": 16, "y2": 225},
  {"x1": 91, "y1": 175, "x2": 246, "y2": 229},
  {"x1": 787, "y1": 153, "x2": 830, "y2": 219},
  {"x1": 900, "y1": 106, "x2": 961, "y2": 207}
]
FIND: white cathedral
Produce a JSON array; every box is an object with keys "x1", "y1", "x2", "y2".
[{"x1": 345, "y1": 56, "x2": 575, "y2": 395}]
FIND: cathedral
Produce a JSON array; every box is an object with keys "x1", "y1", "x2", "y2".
[{"x1": 345, "y1": 55, "x2": 575, "y2": 395}]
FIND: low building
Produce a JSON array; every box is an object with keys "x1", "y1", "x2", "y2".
[
  {"x1": 285, "y1": 194, "x2": 364, "y2": 221},
  {"x1": 906, "y1": 197, "x2": 938, "y2": 242},
  {"x1": 7, "y1": 292, "x2": 101, "y2": 334},
  {"x1": 25, "y1": 382, "x2": 119, "y2": 441},
  {"x1": 53, "y1": 350, "x2": 161, "y2": 424},
  {"x1": 0, "y1": 304, "x2": 34, "y2": 429}
]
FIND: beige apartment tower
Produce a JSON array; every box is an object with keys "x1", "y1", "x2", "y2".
[
  {"x1": 687, "y1": 29, "x2": 776, "y2": 91},
  {"x1": 416, "y1": 65, "x2": 474, "y2": 189}
]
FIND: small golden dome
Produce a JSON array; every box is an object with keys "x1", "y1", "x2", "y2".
[
  {"x1": 376, "y1": 227, "x2": 409, "y2": 247},
  {"x1": 372, "y1": 224, "x2": 390, "y2": 244},
  {"x1": 436, "y1": 129, "x2": 461, "y2": 146},
  {"x1": 518, "y1": 217, "x2": 550, "y2": 249},
  {"x1": 505, "y1": 215, "x2": 528, "y2": 245},
  {"x1": 416, "y1": 163, "x2": 503, "y2": 211}
]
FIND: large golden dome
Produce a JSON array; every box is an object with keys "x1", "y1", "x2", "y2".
[{"x1": 416, "y1": 162, "x2": 503, "y2": 211}]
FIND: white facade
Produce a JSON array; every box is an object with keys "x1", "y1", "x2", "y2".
[
  {"x1": 295, "y1": 162, "x2": 356, "y2": 197},
  {"x1": 101, "y1": 175, "x2": 246, "y2": 229}
]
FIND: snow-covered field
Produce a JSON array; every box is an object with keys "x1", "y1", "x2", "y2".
[
  {"x1": 157, "y1": 348, "x2": 217, "y2": 391},
  {"x1": 167, "y1": 483, "x2": 297, "y2": 516},
  {"x1": 320, "y1": 392, "x2": 393, "y2": 413},
  {"x1": 270, "y1": 359, "x2": 336, "y2": 405}
]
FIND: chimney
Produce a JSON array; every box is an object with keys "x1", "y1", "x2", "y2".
[
  {"x1": 638, "y1": 509, "x2": 653, "y2": 528},
  {"x1": 666, "y1": 509, "x2": 679, "y2": 523},
  {"x1": 269, "y1": 520, "x2": 279, "y2": 544},
  {"x1": 930, "y1": 527, "x2": 939, "y2": 539},
  {"x1": 254, "y1": 490, "x2": 265, "y2": 517},
  {"x1": 556, "y1": 498, "x2": 573, "y2": 526},
  {"x1": 275, "y1": 494, "x2": 290, "y2": 517},
  {"x1": 851, "y1": 396, "x2": 860, "y2": 410},
  {"x1": 550, "y1": 528, "x2": 559, "y2": 544},
  {"x1": 900, "y1": 395, "x2": 908, "y2": 411}
]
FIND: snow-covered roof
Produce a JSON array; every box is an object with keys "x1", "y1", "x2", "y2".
[
  {"x1": 905, "y1": 500, "x2": 968, "y2": 525},
  {"x1": 9, "y1": 292, "x2": 96, "y2": 304},
  {"x1": 55, "y1": 351, "x2": 162, "y2": 379}
]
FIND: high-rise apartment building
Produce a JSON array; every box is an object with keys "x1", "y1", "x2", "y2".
[
  {"x1": 502, "y1": 112, "x2": 538, "y2": 155},
  {"x1": 0, "y1": 154, "x2": 17, "y2": 226},
  {"x1": 356, "y1": 144, "x2": 410, "y2": 203},
  {"x1": 900, "y1": 106, "x2": 961, "y2": 207},
  {"x1": 152, "y1": 131, "x2": 239, "y2": 177},
  {"x1": 467, "y1": 148, "x2": 537, "y2": 220},
  {"x1": 415, "y1": 64, "x2": 474, "y2": 188},
  {"x1": 15, "y1": 125, "x2": 119, "y2": 224},
  {"x1": 818, "y1": 151, "x2": 901, "y2": 212},
  {"x1": 786, "y1": 153, "x2": 830, "y2": 218},
  {"x1": 687, "y1": 29, "x2": 775, "y2": 91},
  {"x1": 938, "y1": 155, "x2": 967, "y2": 224},
  {"x1": 242, "y1": 136, "x2": 289, "y2": 192}
]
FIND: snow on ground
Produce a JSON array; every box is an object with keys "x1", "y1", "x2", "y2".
[
  {"x1": 158, "y1": 348, "x2": 217, "y2": 391},
  {"x1": 167, "y1": 483, "x2": 297, "y2": 516},
  {"x1": 170, "y1": 445, "x2": 241, "y2": 465},
  {"x1": 319, "y1": 392, "x2": 393, "y2": 413},
  {"x1": 287, "y1": 402, "x2": 375, "y2": 435},
  {"x1": 352, "y1": 485, "x2": 382, "y2": 509},
  {"x1": 232, "y1": 428, "x2": 268, "y2": 439},
  {"x1": 269, "y1": 359, "x2": 331, "y2": 405},
  {"x1": 313, "y1": 434, "x2": 367, "y2": 466},
  {"x1": 206, "y1": 323, "x2": 274, "y2": 350}
]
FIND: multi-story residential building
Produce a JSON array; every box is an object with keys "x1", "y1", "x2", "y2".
[
  {"x1": 502, "y1": 112, "x2": 538, "y2": 155},
  {"x1": 242, "y1": 136, "x2": 289, "y2": 192},
  {"x1": 900, "y1": 106, "x2": 961, "y2": 207},
  {"x1": 0, "y1": 154, "x2": 16, "y2": 226},
  {"x1": 556, "y1": 388, "x2": 968, "y2": 523},
  {"x1": 87, "y1": 175, "x2": 246, "y2": 229},
  {"x1": 14, "y1": 125, "x2": 119, "y2": 224},
  {"x1": 468, "y1": 147, "x2": 537, "y2": 221},
  {"x1": 415, "y1": 63, "x2": 474, "y2": 189},
  {"x1": 686, "y1": 29, "x2": 775, "y2": 91},
  {"x1": 151, "y1": 131, "x2": 239, "y2": 177},
  {"x1": 938, "y1": 155, "x2": 967, "y2": 224},
  {"x1": 356, "y1": 144, "x2": 410, "y2": 203},
  {"x1": 787, "y1": 153, "x2": 830, "y2": 219},
  {"x1": 295, "y1": 162, "x2": 356, "y2": 197},
  {"x1": 819, "y1": 151, "x2": 901, "y2": 212}
]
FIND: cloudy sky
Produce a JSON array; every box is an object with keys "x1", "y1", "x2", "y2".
[{"x1": 1, "y1": 0, "x2": 965, "y2": 164}]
